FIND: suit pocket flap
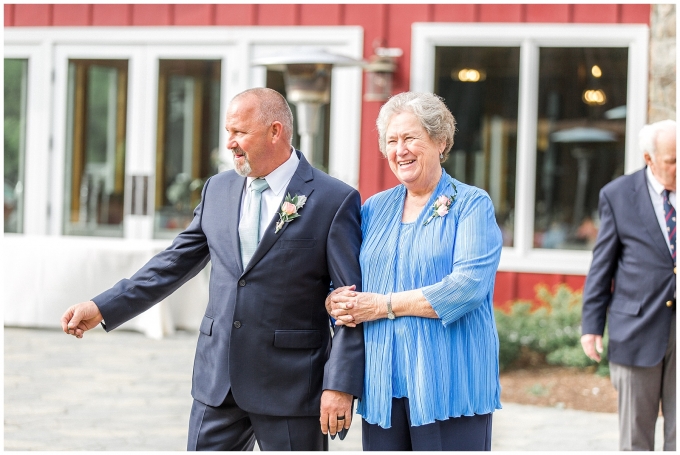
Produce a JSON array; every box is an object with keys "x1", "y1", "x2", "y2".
[
  {"x1": 609, "y1": 300, "x2": 641, "y2": 316},
  {"x1": 274, "y1": 330, "x2": 322, "y2": 349},
  {"x1": 199, "y1": 316, "x2": 214, "y2": 335}
]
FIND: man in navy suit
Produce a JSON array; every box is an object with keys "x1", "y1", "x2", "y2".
[
  {"x1": 61, "y1": 87, "x2": 364, "y2": 451},
  {"x1": 581, "y1": 119, "x2": 676, "y2": 451}
]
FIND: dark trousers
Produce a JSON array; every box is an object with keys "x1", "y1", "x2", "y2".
[
  {"x1": 362, "y1": 397, "x2": 492, "y2": 451},
  {"x1": 187, "y1": 390, "x2": 328, "y2": 451}
]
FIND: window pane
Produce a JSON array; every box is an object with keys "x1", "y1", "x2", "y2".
[
  {"x1": 534, "y1": 48, "x2": 628, "y2": 250},
  {"x1": 435, "y1": 47, "x2": 520, "y2": 247},
  {"x1": 4, "y1": 59, "x2": 28, "y2": 233},
  {"x1": 64, "y1": 59, "x2": 128, "y2": 237},
  {"x1": 154, "y1": 60, "x2": 221, "y2": 238},
  {"x1": 267, "y1": 70, "x2": 330, "y2": 173}
]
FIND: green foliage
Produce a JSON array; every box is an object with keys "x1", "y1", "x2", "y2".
[{"x1": 495, "y1": 284, "x2": 609, "y2": 375}]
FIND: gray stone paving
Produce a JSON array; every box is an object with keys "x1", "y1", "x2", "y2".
[{"x1": 4, "y1": 326, "x2": 665, "y2": 451}]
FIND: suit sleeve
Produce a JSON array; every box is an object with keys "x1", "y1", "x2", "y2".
[
  {"x1": 581, "y1": 189, "x2": 620, "y2": 336},
  {"x1": 322, "y1": 189, "x2": 365, "y2": 398},
  {"x1": 93, "y1": 179, "x2": 212, "y2": 331}
]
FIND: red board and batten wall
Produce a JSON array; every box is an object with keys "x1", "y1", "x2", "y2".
[{"x1": 5, "y1": 4, "x2": 651, "y2": 309}]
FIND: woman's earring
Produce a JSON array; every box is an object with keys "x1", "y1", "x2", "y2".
[{"x1": 439, "y1": 153, "x2": 444, "y2": 160}]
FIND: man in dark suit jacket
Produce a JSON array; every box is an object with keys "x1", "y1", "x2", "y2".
[
  {"x1": 61, "y1": 88, "x2": 364, "y2": 451},
  {"x1": 581, "y1": 119, "x2": 676, "y2": 451}
]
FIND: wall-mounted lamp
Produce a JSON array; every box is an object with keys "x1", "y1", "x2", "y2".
[
  {"x1": 364, "y1": 47, "x2": 402, "y2": 102},
  {"x1": 252, "y1": 48, "x2": 363, "y2": 166},
  {"x1": 591, "y1": 65, "x2": 602, "y2": 78},
  {"x1": 583, "y1": 89, "x2": 606, "y2": 105}
]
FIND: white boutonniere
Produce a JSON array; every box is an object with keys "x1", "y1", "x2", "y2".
[
  {"x1": 423, "y1": 181, "x2": 458, "y2": 225},
  {"x1": 275, "y1": 193, "x2": 307, "y2": 233}
]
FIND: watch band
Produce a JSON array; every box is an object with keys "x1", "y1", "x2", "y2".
[{"x1": 386, "y1": 292, "x2": 395, "y2": 320}]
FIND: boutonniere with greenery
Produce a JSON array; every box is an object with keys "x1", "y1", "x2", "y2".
[
  {"x1": 275, "y1": 193, "x2": 307, "y2": 233},
  {"x1": 423, "y1": 181, "x2": 458, "y2": 226}
]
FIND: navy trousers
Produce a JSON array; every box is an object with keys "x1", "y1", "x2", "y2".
[
  {"x1": 187, "y1": 390, "x2": 327, "y2": 451},
  {"x1": 362, "y1": 397, "x2": 492, "y2": 451}
]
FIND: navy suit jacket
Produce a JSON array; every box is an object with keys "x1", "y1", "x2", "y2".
[
  {"x1": 93, "y1": 151, "x2": 365, "y2": 416},
  {"x1": 582, "y1": 168, "x2": 676, "y2": 367}
]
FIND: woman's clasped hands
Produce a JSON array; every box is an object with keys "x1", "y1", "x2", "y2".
[{"x1": 326, "y1": 285, "x2": 385, "y2": 327}]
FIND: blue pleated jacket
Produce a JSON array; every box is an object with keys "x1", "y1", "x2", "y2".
[{"x1": 357, "y1": 170, "x2": 503, "y2": 428}]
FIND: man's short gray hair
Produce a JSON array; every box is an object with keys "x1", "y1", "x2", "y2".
[
  {"x1": 234, "y1": 87, "x2": 294, "y2": 145},
  {"x1": 639, "y1": 119, "x2": 676, "y2": 157},
  {"x1": 376, "y1": 92, "x2": 456, "y2": 161}
]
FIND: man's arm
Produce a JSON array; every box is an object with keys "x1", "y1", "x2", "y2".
[
  {"x1": 320, "y1": 188, "x2": 364, "y2": 436},
  {"x1": 581, "y1": 190, "x2": 620, "y2": 360},
  {"x1": 61, "y1": 179, "x2": 212, "y2": 337}
]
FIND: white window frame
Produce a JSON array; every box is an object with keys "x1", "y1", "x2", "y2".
[
  {"x1": 411, "y1": 23, "x2": 649, "y2": 274},
  {"x1": 3, "y1": 44, "x2": 51, "y2": 236},
  {"x1": 4, "y1": 26, "x2": 363, "y2": 240}
]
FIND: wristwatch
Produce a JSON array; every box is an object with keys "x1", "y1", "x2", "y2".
[{"x1": 386, "y1": 292, "x2": 395, "y2": 320}]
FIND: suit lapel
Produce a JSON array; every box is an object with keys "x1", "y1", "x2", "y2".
[
  {"x1": 227, "y1": 175, "x2": 247, "y2": 272},
  {"x1": 633, "y1": 169, "x2": 673, "y2": 262},
  {"x1": 241, "y1": 151, "x2": 315, "y2": 275}
]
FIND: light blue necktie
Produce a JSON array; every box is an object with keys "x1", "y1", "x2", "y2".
[{"x1": 239, "y1": 178, "x2": 269, "y2": 267}]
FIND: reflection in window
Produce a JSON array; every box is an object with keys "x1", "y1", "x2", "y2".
[
  {"x1": 64, "y1": 60, "x2": 128, "y2": 237},
  {"x1": 435, "y1": 47, "x2": 520, "y2": 246},
  {"x1": 267, "y1": 70, "x2": 330, "y2": 172},
  {"x1": 534, "y1": 48, "x2": 628, "y2": 250},
  {"x1": 4, "y1": 59, "x2": 28, "y2": 233},
  {"x1": 155, "y1": 60, "x2": 221, "y2": 238}
]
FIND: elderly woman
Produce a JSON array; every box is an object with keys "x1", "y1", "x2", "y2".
[{"x1": 328, "y1": 92, "x2": 502, "y2": 451}]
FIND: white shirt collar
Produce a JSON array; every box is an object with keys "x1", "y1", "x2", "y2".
[
  {"x1": 646, "y1": 165, "x2": 668, "y2": 196},
  {"x1": 246, "y1": 148, "x2": 299, "y2": 196}
]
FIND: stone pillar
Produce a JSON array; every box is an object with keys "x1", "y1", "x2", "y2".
[{"x1": 648, "y1": 4, "x2": 676, "y2": 122}]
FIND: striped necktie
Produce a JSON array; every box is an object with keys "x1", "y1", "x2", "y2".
[
  {"x1": 239, "y1": 178, "x2": 269, "y2": 267},
  {"x1": 663, "y1": 189, "x2": 676, "y2": 264}
]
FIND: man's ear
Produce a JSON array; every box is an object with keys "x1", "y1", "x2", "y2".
[
  {"x1": 270, "y1": 121, "x2": 284, "y2": 144},
  {"x1": 643, "y1": 152, "x2": 653, "y2": 167}
]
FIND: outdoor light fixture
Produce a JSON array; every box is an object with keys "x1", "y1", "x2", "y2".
[
  {"x1": 452, "y1": 68, "x2": 487, "y2": 82},
  {"x1": 591, "y1": 65, "x2": 602, "y2": 78},
  {"x1": 364, "y1": 47, "x2": 402, "y2": 101},
  {"x1": 252, "y1": 48, "x2": 363, "y2": 167},
  {"x1": 583, "y1": 89, "x2": 606, "y2": 105}
]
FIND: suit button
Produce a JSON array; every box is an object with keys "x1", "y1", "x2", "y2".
[
  {"x1": 233, "y1": 321, "x2": 242, "y2": 328},
  {"x1": 238, "y1": 279, "x2": 246, "y2": 287},
  {"x1": 667, "y1": 301, "x2": 674, "y2": 308}
]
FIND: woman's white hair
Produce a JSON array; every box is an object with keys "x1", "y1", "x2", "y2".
[
  {"x1": 376, "y1": 92, "x2": 456, "y2": 162},
  {"x1": 639, "y1": 119, "x2": 676, "y2": 157}
]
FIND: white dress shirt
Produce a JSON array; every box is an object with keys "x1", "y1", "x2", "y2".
[
  {"x1": 646, "y1": 165, "x2": 676, "y2": 254},
  {"x1": 240, "y1": 149, "x2": 300, "y2": 241}
]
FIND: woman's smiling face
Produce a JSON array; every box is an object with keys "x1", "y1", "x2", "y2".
[{"x1": 385, "y1": 111, "x2": 444, "y2": 192}]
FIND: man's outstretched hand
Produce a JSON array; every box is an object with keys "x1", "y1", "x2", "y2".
[{"x1": 61, "y1": 301, "x2": 103, "y2": 338}]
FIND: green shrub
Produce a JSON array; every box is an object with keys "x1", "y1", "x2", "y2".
[{"x1": 494, "y1": 284, "x2": 609, "y2": 375}]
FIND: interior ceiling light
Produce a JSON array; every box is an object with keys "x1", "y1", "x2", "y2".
[
  {"x1": 453, "y1": 68, "x2": 486, "y2": 82},
  {"x1": 591, "y1": 65, "x2": 602, "y2": 78},
  {"x1": 583, "y1": 89, "x2": 606, "y2": 105}
]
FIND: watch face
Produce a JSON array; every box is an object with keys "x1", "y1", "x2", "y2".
[{"x1": 387, "y1": 313, "x2": 395, "y2": 320}]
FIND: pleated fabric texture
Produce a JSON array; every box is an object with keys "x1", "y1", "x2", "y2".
[{"x1": 356, "y1": 170, "x2": 503, "y2": 428}]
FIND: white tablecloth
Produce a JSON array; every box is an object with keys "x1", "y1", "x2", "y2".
[{"x1": 3, "y1": 235, "x2": 209, "y2": 339}]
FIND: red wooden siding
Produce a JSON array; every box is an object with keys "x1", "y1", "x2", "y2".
[
  {"x1": 479, "y1": 4, "x2": 524, "y2": 22},
  {"x1": 174, "y1": 4, "x2": 216, "y2": 26},
  {"x1": 494, "y1": 272, "x2": 586, "y2": 311},
  {"x1": 215, "y1": 4, "x2": 256, "y2": 26},
  {"x1": 92, "y1": 4, "x2": 132, "y2": 26},
  {"x1": 525, "y1": 4, "x2": 572, "y2": 23},
  {"x1": 432, "y1": 4, "x2": 477, "y2": 23}
]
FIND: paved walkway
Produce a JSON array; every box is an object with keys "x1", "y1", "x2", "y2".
[{"x1": 5, "y1": 326, "x2": 665, "y2": 451}]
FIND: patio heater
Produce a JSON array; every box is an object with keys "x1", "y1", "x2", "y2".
[{"x1": 252, "y1": 48, "x2": 363, "y2": 168}]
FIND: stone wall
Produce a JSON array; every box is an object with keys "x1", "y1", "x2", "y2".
[{"x1": 648, "y1": 4, "x2": 676, "y2": 122}]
